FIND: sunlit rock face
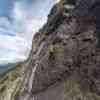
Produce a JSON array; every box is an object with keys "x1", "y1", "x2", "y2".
[{"x1": 1, "y1": 0, "x2": 100, "y2": 100}]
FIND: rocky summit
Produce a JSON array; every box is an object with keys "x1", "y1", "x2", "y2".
[{"x1": 0, "y1": 0, "x2": 100, "y2": 100}]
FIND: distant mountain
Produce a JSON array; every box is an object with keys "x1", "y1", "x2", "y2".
[{"x1": 0, "y1": 63, "x2": 17, "y2": 75}]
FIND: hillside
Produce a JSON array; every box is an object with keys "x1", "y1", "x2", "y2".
[{"x1": 0, "y1": 0, "x2": 100, "y2": 100}]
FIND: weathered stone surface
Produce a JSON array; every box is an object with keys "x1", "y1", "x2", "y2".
[{"x1": 0, "y1": 0, "x2": 100, "y2": 100}]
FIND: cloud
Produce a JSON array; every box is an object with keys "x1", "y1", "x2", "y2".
[
  {"x1": 0, "y1": 17, "x2": 15, "y2": 36},
  {"x1": 0, "y1": 0, "x2": 58, "y2": 65},
  {"x1": 11, "y1": 0, "x2": 50, "y2": 45},
  {"x1": 12, "y1": 0, "x2": 51, "y2": 40},
  {"x1": 0, "y1": 34, "x2": 30, "y2": 65}
]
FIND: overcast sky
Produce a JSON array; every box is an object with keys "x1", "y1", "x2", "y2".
[{"x1": 0, "y1": 0, "x2": 58, "y2": 65}]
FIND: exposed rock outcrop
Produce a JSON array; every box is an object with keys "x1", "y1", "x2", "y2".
[{"x1": 0, "y1": 0, "x2": 100, "y2": 100}]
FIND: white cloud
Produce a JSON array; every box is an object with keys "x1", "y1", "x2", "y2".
[
  {"x1": 12, "y1": 1, "x2": 47, "y2": 42},
  {"x1": 0, "y1": 34, "x2": 30, "y2": 65},
  {"x1": 0, "y1": 0, "x2": 59, "y2": 65}
]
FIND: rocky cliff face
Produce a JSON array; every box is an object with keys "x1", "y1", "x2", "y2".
[{"x1": 0, "y1": 0, "x2": 100, "y2": 100}]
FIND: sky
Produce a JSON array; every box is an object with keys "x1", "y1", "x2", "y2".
[{"x1": 0, "y1": 0, "x2": 58, "y2": 65}]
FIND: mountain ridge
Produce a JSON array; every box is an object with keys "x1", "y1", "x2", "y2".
[{"x1": 0, "y1": 0, "x2": 100, "y2": 100}]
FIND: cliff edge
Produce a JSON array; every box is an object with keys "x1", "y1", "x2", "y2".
[{"x1": 0, "y1": 1, "x2": 100, "y2": 100}]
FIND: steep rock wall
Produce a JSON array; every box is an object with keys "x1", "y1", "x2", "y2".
[{"x1": 0, "y1": 1, "x2": 100, "y2": 100}]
